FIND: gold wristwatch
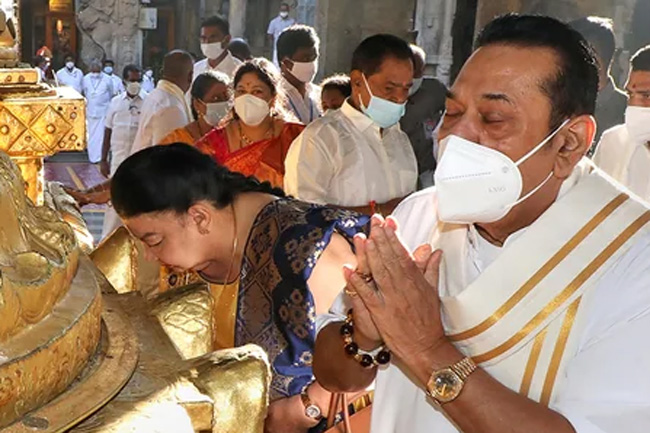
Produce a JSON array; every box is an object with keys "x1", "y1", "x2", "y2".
[
  {"x1": 300, "y1": 387, "x2": 323, "y2": 421},
  {"x1": 426, "y1": 357, "x2": 477, "y2": 404}
]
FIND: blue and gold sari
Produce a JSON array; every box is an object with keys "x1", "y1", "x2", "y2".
[{"x1": 235, "y1": 198, "x2": 369, "y2": 400}]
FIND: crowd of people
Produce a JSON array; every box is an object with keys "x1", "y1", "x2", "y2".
[{"x1": 54, "y1": 5, "x2": 650, "y2": 433}]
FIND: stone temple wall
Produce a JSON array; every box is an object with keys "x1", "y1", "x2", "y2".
[{"x1": 76, "y1": 0, "x2": 142, "y2": 71}]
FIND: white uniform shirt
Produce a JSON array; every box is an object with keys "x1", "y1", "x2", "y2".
[
  {"x1": 320, "y1": 185, "x2": 650, "y2": 433},
  {"x1": 107, "y1": 73, "x2": 125, "y2": 95},
  {"x1": 593, "y1": 124, "x2": 650, "y2": 201},
  {"x1": 267, "y1": 15, "x2": 296, "y2": 65},
  {"x1": 82, "y1": 73, "x2": 114, "y2": 118},
  {"x1": 193, "y1": 52, "x2": 242, "y2": 80},
  {"x1": 130, "y1": 80, "x2": 192, "y2": 155},
  {"x1": 282, "y1": 78, "x2": 322, "y2": 125},
  {"x1": 284, "y1": 100, "x2": 418, "y2": 207},
  {"x1": 104, "y1": 91, "x2": 147, "y2": 174},
  {"x1": 56, "y1": 67, "x2": 83, "y2": 93},
  {"x1": 142, "y1": 74, "x2": 155, "y2": 93}
]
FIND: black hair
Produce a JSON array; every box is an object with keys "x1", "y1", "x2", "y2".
[
  {"x1": 104, "y1": 59, "x2": 115, "y2": 66},
  {"x1": 33, "y1": 55, "x2": 46, "y2": 67},
  {"x1": 233, "y1": 58, "x2": 293, "y2": 121},
  {"x1": 201, "y1": 15, "x2": 230, "y2": 36},
  {"x1": 228, "y1": 38, "x2": 252, "y2": 62},
  {"x1": 276, "y1": 25, "x2": 320, "y2": 62},
  {"x1": 350, "y1": 34, "x2": 414, "y2": 76},
  {"x1": 190, "y1": 71, "x2": 231, "y2": 120},
  {"x1": 64, "y1": 54, "x2": 75, "y2": 62},
  {"x1": 320, "y1": 74, "x2": 351, "y2": 97},
  {"x1": 122, "y1": 64, "x2": 142, "y2": 80},
  {"x1": 112, "y1": 143, "x2": 286, "y2": 218},
  {"x1": 568, "y1": 17, "x2": 615, "y2": 71},
  {"x1": 631, "y1": 45, "x2": 650, "y2": 72},
  {"x1": 477, "y1": 14, "x2": 599, "y2": 129}
]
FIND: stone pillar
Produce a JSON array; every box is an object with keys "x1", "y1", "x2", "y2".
[
  {"x1": 77, "y1": 0, "x2": 142, "y2": 70},
  {"x1": 316, "y1": 0, "x2": 416, "y2": 77},
  {"x1": 414, "y1": 0, "x2": 456, "y2": 85},
  {"x1": 229, "y1": 0, "x2": 248, "y2": 38}
]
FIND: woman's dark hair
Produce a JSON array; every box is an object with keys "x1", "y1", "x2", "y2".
[
  {"x1": 190, "y1": 70, "x2": 231, "y2": 120},
  {"x1": 477, "y1": 14, "x2": 599, "y2": 130},
  {"x1": 232, "y1": 57, "x2": 294, "y2": 121},
  {"x1": 111, "y1": 143, "x2": 285, "y2": 218}
]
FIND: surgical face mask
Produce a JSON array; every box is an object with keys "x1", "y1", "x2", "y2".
[
  {"x1": 359, "y1": 74, "x2": 406, "y2": 128},
  {"x1": 280, "y1": 11, "x2": 289, "y2": 18},
  {"x1": 201, "y1": 41, "x2": 225, "y2": 60},
  {"x1": 126, "y1": 81, "x2": 141, "y2": 96},
  {"x1": 91, "y1": 71, "x2": 102, "y2": 78},
  {"x1": 409, "y1": 77, "x2": 424, "y2": 97},
  {"x1": 104, "y1": 66, "x2": 113, "y2": 75},
  {"x1": 234, "y1": 94, "x2": 270, "y2": 126},
  {"x1": 625, "y1": 105, "x2": 650, "y2": 144},
  {"x1": 145, "y1": 70, "x2": 154, "y2": 78},
  {"x1": 66, "y1": 61, "x2": 74, "y2": 70},
  {"x1": 202, "y1": 100, "x2": 230, "y2": 126},
  {"x1": 434, "y1": 119, "x2": 570, "y2": 224},
  {"x1": 290, "y1": 60, "x2": 317, "y2": 83}
]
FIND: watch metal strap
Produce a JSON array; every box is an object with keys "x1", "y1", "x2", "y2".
[{"x1": 450, "y1": 357, "x2": 477, "y2": 381}]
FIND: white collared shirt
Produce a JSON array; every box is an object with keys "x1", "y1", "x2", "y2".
[
  {"x1": 56, "y1": 66, "x2": 83, "y2": 93},
  {"x1": 193, "y1": 52, "x2": 242, "y2": 80},
  {"x1": 282, "y1": 78, "x2": 322, "y2": 125},
  {"x1": 82, "y1": 73, "x2": 114, "y2": 118},
  {"x1": 593, "y1": 124, "x2": 650, "y2": 201},
  {"x1": 130, "y1": 80, "x2": 191, "y2": 154},
  {"x1": 284, "y1": 100, "x2": 418, "y2": 207},
  {"x1": 104, "y1": 90, "x2": 147, "y2": 173},
  {"x1": 107, "y1": 73, "x2": 125, "y2": 95}
]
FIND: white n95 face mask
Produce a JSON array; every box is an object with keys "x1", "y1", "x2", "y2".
[
  {"x1": 290, "y1": 60, "x2": 318, "y2": 83},
  {"x1": 434, "y1": 119, "x2": 569, "y2": 224},
  {"x1": 625, "y1": 106, "x2": 650, "y2": 144},
  {"x1": 201, "y1": 42, "x2": 225, "y2": 60},
  {"x1": 234, "y1": 94, "x2": 270, "y2": 126}
]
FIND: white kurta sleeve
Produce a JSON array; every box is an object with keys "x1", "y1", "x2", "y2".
[
  {"x1": 151, "y1": 106, "x2": 188, "y2": 145},
  {"x1": 283, "y1": 127, "x2": 335, "y2": 204}
]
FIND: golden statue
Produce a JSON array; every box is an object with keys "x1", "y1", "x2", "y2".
[
  {"x1": 0, "y1": 10, "x2": 18, "y2": 67},
  {"x1": 0, "y1": 0, "x2": 271, "y2": 429}
]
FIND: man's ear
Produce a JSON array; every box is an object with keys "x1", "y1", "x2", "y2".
[
  {"x1": 223, "y1": 35, "x2": 232, "y2": 46},
  {"x1": 553, "y1": 114, "x2": 595, "y2": 179}
]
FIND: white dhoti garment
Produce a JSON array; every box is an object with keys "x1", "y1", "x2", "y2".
[
  {"x1": 87, "y1": 116, "x2": 105, "y2": 163},
  {"x1": 320, "y1": 160, "x2": 650, "y2": 433}
]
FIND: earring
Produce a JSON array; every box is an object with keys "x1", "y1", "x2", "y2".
[{"x1": 198, "y1": 226, "x2": 209, "y2": 235}]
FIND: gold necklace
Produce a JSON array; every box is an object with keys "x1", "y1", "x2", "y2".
[{"x1": 238, "y1": 119, "x2": 274, "y2": 146}]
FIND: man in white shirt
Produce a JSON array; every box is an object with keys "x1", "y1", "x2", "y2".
[
  {"x1": 103, "y1": 59, "x2": 125, "y2": 95},
  {"x1": 284, "y1": 34, "x2": 417, "y2": 215},
  {"x1": 314, "y1": 15, "x2": 650, "y2": 433},
  {"x1": 594, "y1": 45, "x2": 650, "y2": 201},
  {"x1": 83, "y1": 60, "x2": 114, "y2": 163},
  {"x1": 142, "y1": 67, "x2": 156, "y2": 93},
  {"x1": 55, "y1": 55, "x2": 83, "y2": 93},
  {"x1": 277, "y1": 24, "x2": 322, "y2": 124},
  {"x1": 100, "y1": 64, "x2": 147, "y2": 238},
  {"x1": 267, "y1": 3, "x2": 296, "y2": 67},
  {"x1": 131, "y1": 50, "x2": 194, "y2": 154},
  {"x1": 193, "y1": 16, "x2": 242, "y2": 80}
]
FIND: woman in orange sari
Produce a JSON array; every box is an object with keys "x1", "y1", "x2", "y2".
[
  {"x1": 195, "y1": 58, "x2": 304, "y2": 188},
  {"x1": 160, "y1": 70, "x2": 232, "y2": 145}
]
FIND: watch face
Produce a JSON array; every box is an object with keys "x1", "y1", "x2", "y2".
[
  {"x1": 305, "y1": 404, "x2": 322, "y2": 419},
  {"x1": 431, "y1": 368, "x2": 463, "y2": 403}
]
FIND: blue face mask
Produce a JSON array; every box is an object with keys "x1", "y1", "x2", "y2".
[{"x1": 359, "y1": 74, "x2": 406, "y2": 128}]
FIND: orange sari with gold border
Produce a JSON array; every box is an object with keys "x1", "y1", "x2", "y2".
[{"x1": 194, "y1": 122, "x2": 305, "y2": 188}]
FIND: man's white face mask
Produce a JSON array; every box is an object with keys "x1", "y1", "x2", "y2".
[
  {"x1": 434, "y1": 119, "x2": 569, "y2": 224},
  {"x1": 625, "y1": 105, "x2": 650, "y2": 144}
]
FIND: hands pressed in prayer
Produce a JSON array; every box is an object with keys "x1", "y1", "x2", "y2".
[{"x1": 344, "y1": 215, "x2": 453, "y2": 384}]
